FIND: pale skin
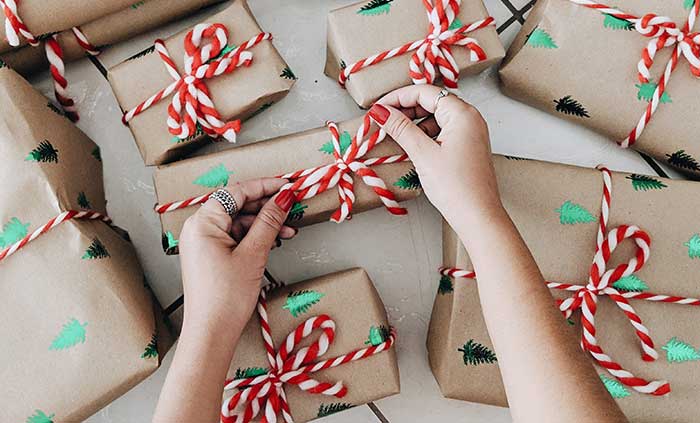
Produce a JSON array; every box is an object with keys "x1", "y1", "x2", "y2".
[{"x1": 153, "y1": 85, "x2": 627, "y2": 422}]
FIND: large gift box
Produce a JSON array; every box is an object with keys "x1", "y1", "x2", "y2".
[
  {"x1": 221, "y1": 268, "x2": 400, "y2": 422},
  {"x1": 108, "y1": 0, "x2": 295, "y2": 165},
  {"x1": 428, "y1": 155, "x2": 700, "y2": 422},
  {"x1": 153, "y1": 114, "x2": 420, "y2": 254},
  {"x1": 325, "y1": 0, "x2": 505, "y2": 108},
  {"x1": 500, "y1": 0, "x2": 700, "y2": 177},
  {"x1": 0, "y1": 67, "x2": 172, "y2": 421}
]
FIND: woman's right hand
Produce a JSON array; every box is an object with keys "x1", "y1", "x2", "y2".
[{"x1": 368, "y1": 85, "x2": 505, "y2": 232}]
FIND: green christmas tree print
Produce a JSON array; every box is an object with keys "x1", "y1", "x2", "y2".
[
  {"x1": 0, "y1": 58, "x2": 6, "y2": 68},
  {"x1": 438, "y1": 274, "x2": 453, "y2": 295},
  {"x1": 448, "y1": 17, "x2": 464, "y2": 31},
  {"x1": 357, "y1": 0, "x2": 393, "y2": 15},
  {"x1": 0, "y1": 217, "x2": 30, "y2": 248},
  {"x1": 685, "y1": 0, "x2": 695, "y2": 9},
  {"x1": 193, "y1": 164, "x2": 233, "y2": 188},
  {"x1": 234, "y1": 367, "x2": 269, "y2": 379},
  {"x1": 82, "y1": 238, "x2": 110, "y2": 259},
  {"x1": 171, "y1": 123, "x2": 204, "y2": 144},
  {"x1": 49, "y1": 318, "x2": 87, "y2": 351},
  {"x1": 46, "y1": 101, "x2": 65, "y2": 117},
  {"x1": 635, "y1": 82, "x2": 671, "y2": 103},
  {"x1": 365, "y1": 325, "x2": 391, "y2": 346},
  {"x1": 684, "y1": 234, "x2": 700, "y2": 259},
  {"x1": 394, "y1": 169, "x2": 421, "y2": 190},
  {"x1": 555, "y1": 200, "x2": 596, "y2": 225},
  {"x1": 662, "y1": 337, "x2": 700, "y2": 362},
  {"x1": 77, "y1": 191, "x2": 91, "y2": 209},
  {"x1": 626, "y1": 174, "x2": 667, "y2": 191},
  {"x1": 212, "y1": 44, "x2": 237, "y2": 62},
  {"x1": 126, "y1": 45, "x2": 155, "y2": 61},
  {"x1": 504, "y1": 155, "x2": 529, "y2": 161},
  {"x1": 340, "y1": 60, "x2": 347, "y2": 70},
  {"x1": 162, "y1": 231, "x2": 179, "y2": 253},
  {"x1": 666, "y1": 150, "x2": 700, "y2": 172},
  {"x1": 282, "y1": 290, "x2": 324, "y2": 317},
  {"x1": 603, "y1": 14, "x2": 634, "y2": 30},
  {"x1": 612, "y1": 275, "x2": 649, "y2": 292},
  {"x1": 131, "y1": 0, "x2": 146, "y2": 9},
  {"x1": 600, "y1": 374, "x2": 631, "y2": 398},
  {"x1": 554, "y1": 96, "x2": 590, "y2": 118},
  {"x1": 26, "y1": 410, "x2": 55, "y2": 423},
  {"x1": 287, "y1": 202, "x2": 307, "y2": 222},
  {"x1": 247, "y1": 102, "x2": 274, "y2": 120},
  {"x1": 317, "y1": 403, "x2": 354, "y2": 417},
  {"x1": 319, "y1": 130, "x2": 352, "y2": 155},
  {"x1": 92, "y1": 146, "x2": 102, "y2": 162},
  {"x1": 458, "y1": 339, "x2": 497, "y2": 366},
  {"x1": 280, "y1": 66, "x2": 297, "y2": 80},
  {"x1": 141, "y1": 333, "x2": 158, "y2": 359},
  {"x1": 526, "y1": 28, "x2": 557, "y2": 49},
  {"x1": 26, "y1": 140, "x2": 59, "y2": 163}
]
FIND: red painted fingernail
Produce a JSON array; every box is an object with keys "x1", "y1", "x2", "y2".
[
  {"x1": 369, "y1": 104, "x2": 390, "y2": 125},
  {"x1": 275, "y1": 189, "x2": 295, "y2": 212}
]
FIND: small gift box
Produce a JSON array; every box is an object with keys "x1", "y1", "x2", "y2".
[
  {"x1": 500, "y1": 0, "x2": 700, "y2": 177},
  {"x1": 221, "y1": 268, "x2": 400, "y2": 423},
  {"x1": 428, "y1": 155, "x2": 700, "y2": 422},
  {"x1": 0, "y1": 67, "x2": 172, "y2": 422},
  {"x1": 153, "y1": 113, "x2": 420, "y2": 254},
  {"x1": 108, "y1": 0, "x2": 295, "y2": 165},
  {"x1": 325, "y1": 0, "x2": 505, "y2": 108}
]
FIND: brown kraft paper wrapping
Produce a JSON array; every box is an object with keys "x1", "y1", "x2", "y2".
[
  {"x1": 0, "y1": 0, "x2": 136, "y2": 53},
  {"x1": 427, "y1": 155, "x2": 700, "y2": 422},
  {"x1": 0, "y1": 0, "x2": 226, "y2": 76},
  {"x1": 225, "y1": 268, "x2": 400, "y2": 422},
  {"x1": 153, "y1": 116, "x2": 420, "y2": 254},
  {"x1": 325, "y1": 0, "x2": 505, "y2": 108},
  {"x1": 499, "y1": 0, "x2": 700, "y2": 177},
  {"x1": 108, "y1": 0, "x2": 295, "y2": 166},
  {"x1": 0, "y1": 67, "x2": 173, "y2": 422}
]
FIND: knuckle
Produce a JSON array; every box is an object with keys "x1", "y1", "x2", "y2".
[
  {"x1": 387, "y1": 115, "x2": 412, "y2": 139},
  {"x1": 258, "y1": 208, "x2": 286, "y2": 231}
]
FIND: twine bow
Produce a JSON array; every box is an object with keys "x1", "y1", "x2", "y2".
[
  {"x1": 220, "y1": 290, "x2": 396, "y2": 423},
  {"x1": 122, "y1": 23, "x2": 272, "y2": 143},
  {"x1": 439, "y1": 167, "x2": 700, "y2": 396},
  {"x1": 339, "y1": 0, "x2": 494, "y2": 88}
]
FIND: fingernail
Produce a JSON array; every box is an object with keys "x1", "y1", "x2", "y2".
[
  {"x1": 369, "y1": 104, "x2": 390, "y2": 125},
  {"x1": 275, "y1": 189, "x2": 295, "y2": 212}
]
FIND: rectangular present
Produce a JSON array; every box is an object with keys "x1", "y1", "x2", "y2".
[
  {"x1": 325, "y1": 0, "x2": 505, "y2": 108},
  {"x1": 499, "y1": 0, "x2": 700, "y2": 178},
  {"x1": 223, "y1": 268, "x2": 400, "y2": 422},
  {"x1": 108, "y1": 0, "x2": 295, "y2": 165},
  {"x1": 153, "y1": 116, "x2": 420, "y2": 254},
  {"x1": 0, "y1": 0, "x2": 225, "y2": 76},
  {"x1": 427, "y1": 155, "x2": 700, "y2": 422},
  {"x1": 0, "y1": 66, "x2": 172, "y2": 421}
]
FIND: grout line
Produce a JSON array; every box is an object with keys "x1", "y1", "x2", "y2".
[
  {"x1": 638, "y1": 152, "x2": 670, "y2": 179},
  {"x1": 164, "y1": 295, "x2": 184, "y2": 316},
  {"x1": 497, "y1": 14, "x2": 521, "y2": 33},
  {"x1": 89, "y1": 55, "x2": 109, "y2": 80},
  {"x1": 498, "y1": 0, "x2": 526, "y2": 23},
  {"x1": 367, "y1": 402, "x2": 391, "y2": 423}
]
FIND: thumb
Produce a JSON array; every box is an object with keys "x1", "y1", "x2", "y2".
[
  {"x1": 239, "y1": 189, "x2": 295, "y2": 254},
  {"x1": 368, "y1": 103, "x2": 435, "y2": 159}
]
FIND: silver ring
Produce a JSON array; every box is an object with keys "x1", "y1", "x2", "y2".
[
  {"x1": 209, "y1": 188, "x2": 238, "y2": 218},
  {"x1": 434, "y1": 88, "x2": 449, "y2": 110}
]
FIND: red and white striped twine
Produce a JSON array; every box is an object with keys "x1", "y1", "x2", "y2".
[
  {"x1": 0, "y1": 210, "x2": 111, "y2": 262},
  {"x1": 155, "y1": 112, "x2": 410, "y2": 223},
  {"x1": 0, "y1": 0, "x2": 36, "y2": 47},
  {"x1": 439, "y1": 167, "x2": 700, "y2": 396},
  {"x1": 567, "y1": 0, "x2": 700, "y2": 148},
  {"x1": 122, "y1": 23, "x2": 271, "y2": 144},
  {"x1": 220, "y1": 289, "x2": 396, "y2": 423},
  {"x1": 339, "y1": 0, "x2": 495, "y2": 89}
]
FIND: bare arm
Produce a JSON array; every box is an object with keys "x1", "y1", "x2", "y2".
[{"x1": 370, "y1": 85, "x2": 627, "y2": 423}]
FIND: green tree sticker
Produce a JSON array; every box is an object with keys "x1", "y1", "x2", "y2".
[
  {"x1": 662, "y1": 337, "x2": 700, "y2": 362},
  {"x1": 685, "y1": 234, "x2": 700, "y2": 259},
  {"x1": 49, "y1": 318, "x2": 87, "y2": 351},
  {"x1": 526, "y1": 28, "x2": 557, "y2": 49},
  {"x1": 626, "y1": 174, "x2": 667, "y2": 191},
  {"x1": 282, "y1": 290, "x2": 324, "y2": 317},
  {"x1": 193, "y1": 164, "x2": 233, "y2": 188},
  {"x1": 47, "y1": 101, "x2": 65, "y2": 117},
  {"x1": 666, "y1": 150, "x2": 700, "y2": 172},
  {"x1": 365, "y1": 325, "x2": 391, "y2": 346},
  {"x1": 394, "y1": 169, "x2": 421, "y2": 190},
  {"x1": 92, "y1": 146, "x2": 102, "y2": 162},
  {"x1": 612, "y1": 275, "x2": 648, "y2": 292},
  {"x1": 82, "y1": 238, "x2": 110, "y2": 259},
  {"x1": 26, "y1": 410, "x2": 55, "y2": 423},
  {"x1": 554, "y1": 96, "x2": 590, "y2": 118},
  {"x1": 458, "y1": 339, "x2": 497, "y2": 366},
  {"x1": 287, "y1": 202, "x2": 307, "y2": 222},
  {"x1": 600, "y1": 374, "x2": 630, "y2": 398},
  {"x1": 131, "y1": 0, "x2": 146, "y2": 9},
  {"x1": 555, "y1": 200, "x2": 596, "y2": 225},
  {"x1": 438, "y1": 275, "x2": 453, "y2": 295},
  {"x1": 26, "y1": 140, "x2": 59, "y2": 163},
  {"x1": 162, "y1": 231, "x2": 179, "y2": 253},
  {"x1": 319, "y1": 131, "x2": 352, "y2": 155},
  {"x1": 357, "y1": 0, "x2": 393, "y2": 16},
  {"x1": 172, "y1": 123, "x2": 204, "y2": 144},
  {"x1": 77, "y1": 191, "x2": 91, "y2": 209},
  {"x1": 234, "y1": 367, "x2": 268, "y2": 379},
  {"x1": 635, "y1": 82, "x2": 671, "y2": 103},
  {"x1": 0, "y1": 217, "x2": 30, "y2": 248},
  {"x1": 317, "y1": 403, "x2": 354, "y2": 417},
  {"x1": 603, "y1": 14, "x2": 633, "y2": 30},
  {"x1": 448, "y1": 17, "x2": 464, "y2": 31},
  {"x1": 280, "y1": 66, "x2": 297, "y2": 80},
  {"x1": 141, "y1": 333, "x2": 158, "y2": 359},
  {"x1": 685, "y1": 0, "x2": 694, "y2": 9},
  {"x1": 126, "y1": 45, "x2": 155, "y2": 61}
]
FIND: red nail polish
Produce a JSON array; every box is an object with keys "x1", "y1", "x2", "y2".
[
  {"x1": 369, "y1": 104, "x2": 390, "y2": 125},
  {"x1": 275, "y1": 189, "x2": 295, "y2": 212}
]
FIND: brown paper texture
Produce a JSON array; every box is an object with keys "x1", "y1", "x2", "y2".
[
  {"x1": 108, "y1": 0, "x2": 295, "y2": 165},
  {"x1": 325, "y1": 0, "x2": 505, "y2": 108},
  {"x1": 0, "y1": 0, "x2": 225, "y2": 76},
  {"x1": 427, "y1": 155, "x2": 700, "y2": 422},
  {"x1": 0, "y1": 0, "x2": 136, "y2": 53},
  {"x1": 500, "y1": 0, "x2": 700, "y2": 177},
  {"x1": 226, "y1": 268, "x2": 400, "y2": 422},
  {"x1": 153, "y1": 116, "x2": 420, "y2": 254},
  {"x1": 0, "y1": 67, "x2": 171, "y2": 422}
]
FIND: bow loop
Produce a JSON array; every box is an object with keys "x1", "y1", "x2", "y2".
[{"x1": 635, "y1": 14, "x2": 678, "y2": 38}]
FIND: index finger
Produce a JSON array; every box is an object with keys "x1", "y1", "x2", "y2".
[{"x1": 375, "y1": 84, "x2": 444, "y2": 114}]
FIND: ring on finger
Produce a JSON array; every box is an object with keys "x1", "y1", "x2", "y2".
[
  {"x1": 434, "y1": 88, "x2": 449, "y2": 110},
  {"x1": 209, "y1": 188, "x2": 239, "y2": 219}
]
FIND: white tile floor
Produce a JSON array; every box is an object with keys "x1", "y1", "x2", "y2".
[{"x1": 23, "y1": 0, "x2": 682, "y2": 421}]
